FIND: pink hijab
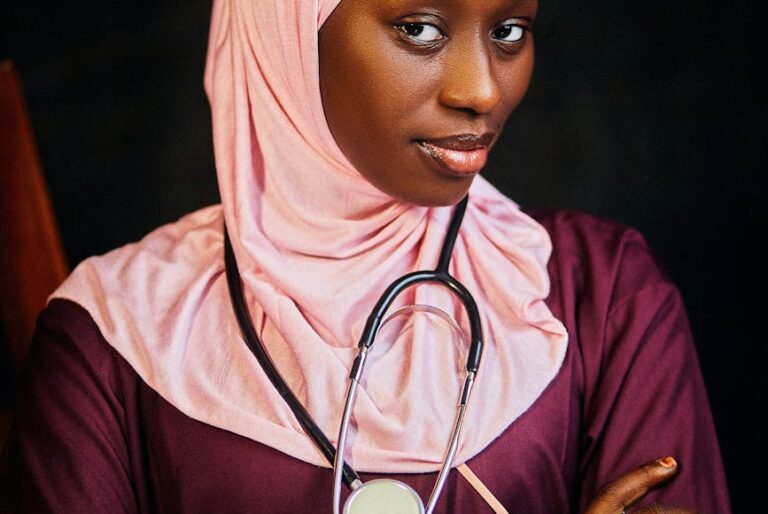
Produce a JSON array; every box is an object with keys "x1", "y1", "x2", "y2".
[{"x1": 53, "y1": 0, "x2": 568, "y2": 472}]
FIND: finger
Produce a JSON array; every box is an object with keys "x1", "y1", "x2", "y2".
[{"x1": 584, "y1": 456, "x2": 679, "y2": 514}]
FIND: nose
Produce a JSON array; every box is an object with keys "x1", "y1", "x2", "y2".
[{"x1": 438, "y1": 39, "x2": 501, "y2": 115}]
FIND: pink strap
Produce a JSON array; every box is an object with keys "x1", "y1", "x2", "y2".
[{"x1": 457, "y1": 463, "x2": 510, "y2": 514}]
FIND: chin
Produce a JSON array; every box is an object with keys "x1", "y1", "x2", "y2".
[{"x1": 396, "y1": 180, "x2": 474, "y2": 208}]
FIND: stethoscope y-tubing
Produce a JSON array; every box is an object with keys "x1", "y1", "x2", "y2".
[
  {"x1": 354, "y1": 196, "x2": 482, "y2": 373},
  {"x1": 224, "y1": 194, "x2": 483, "y2": 494}
]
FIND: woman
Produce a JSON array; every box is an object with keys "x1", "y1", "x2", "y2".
[{"x1": 1, "y1": 0, "x2": 730, "y2": 512}]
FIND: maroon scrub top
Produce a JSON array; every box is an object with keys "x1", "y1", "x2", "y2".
[{"x1": 0, "y1": 211, "x2": 731, "y2": 513}]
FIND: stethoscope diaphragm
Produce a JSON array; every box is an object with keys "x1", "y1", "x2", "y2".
[{"x1": 343, "y1": 479, "x2": 424, "y2": 514}]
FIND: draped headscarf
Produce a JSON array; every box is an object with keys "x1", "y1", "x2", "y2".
[{"x1": 53, "y1": 0, "x2": 568, "y2": 472}]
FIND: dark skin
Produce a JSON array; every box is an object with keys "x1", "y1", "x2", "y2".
[
  {"x1": 320, "y1": 0, "x2": 535, "y2": 206},
  {"x1": 319, "y1": 1, "x2": 699, "y2": 512}
]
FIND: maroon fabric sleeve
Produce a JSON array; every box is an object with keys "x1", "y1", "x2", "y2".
[
  {"x1": 1, "y1": 300, "x2": 140, "y2": 513},
  {"x1": 578, "y1": 283, "x2": 729, "y2": 511},
  {"x1": 538, "y1": 211, "x2": 731, "y2": 512}
]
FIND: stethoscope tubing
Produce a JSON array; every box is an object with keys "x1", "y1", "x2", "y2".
[
  {"x1": 354, "y1": 269, "x2": 483, "y2": 374},
  {"x1": 225, "y1": 230, "x2": 362, "y2": 486},
  {"x1": 225, "y1": 195, "x2": 485, "y2": 513}
]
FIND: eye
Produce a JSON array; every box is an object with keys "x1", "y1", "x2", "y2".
[
  {"x1": 492, "y1": 23, "x2": 526, "y2": 43},
  {"x1": 396, "y1": 22, "x2": 445, "y2": 43}
]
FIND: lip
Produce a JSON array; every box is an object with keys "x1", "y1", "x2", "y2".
[{"x1": 416, "y1": 133, "x2": 495, "y2": 177}]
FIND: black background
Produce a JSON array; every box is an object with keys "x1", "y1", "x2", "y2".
[{"x1": 2, "y1": 1, "x2": 765, "y2": 510}]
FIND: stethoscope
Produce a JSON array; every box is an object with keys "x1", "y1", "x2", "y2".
[{"x1": 225, "y1": 195, "x2": 485, "y2": 514}]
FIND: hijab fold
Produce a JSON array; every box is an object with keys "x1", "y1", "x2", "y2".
[{"x1": 54, "y1": 0, "x2": 568, "y2": 472}]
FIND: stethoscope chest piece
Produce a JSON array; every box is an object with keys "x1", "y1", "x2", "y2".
[{"x1": 344, "y1": 479, "x2": 425, "y2": 514}]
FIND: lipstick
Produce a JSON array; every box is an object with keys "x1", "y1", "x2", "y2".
[{"x1": 416, "y1": 133, "x2": 494, "y2": 177}]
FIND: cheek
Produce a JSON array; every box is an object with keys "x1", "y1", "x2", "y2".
[
  {"x1": 353, "y1": 46, "x2": 439, "y2": 142},
  {"x1": 325, "y1": 45, "x2": 439, "y2": 171},
  {"x1": 499, "y1": 48, "x2": 535, "y2": 113}
]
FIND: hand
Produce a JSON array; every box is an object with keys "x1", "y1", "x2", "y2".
[{"x1": 584, "y1": 457, "x2": 698, "y2": 513}]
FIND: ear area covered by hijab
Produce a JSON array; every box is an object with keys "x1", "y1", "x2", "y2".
[{"x1": 52, "y1": 0, "x2": 568, "y2": 472}]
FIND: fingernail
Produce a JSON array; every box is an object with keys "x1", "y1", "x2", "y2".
[{"x1": 657, "y1": 456, "x2": 677, "y2": 468}]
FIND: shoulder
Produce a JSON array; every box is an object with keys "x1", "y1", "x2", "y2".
[
  {"x1": 25, "y1": 299, "x2": 126, "y2": 384},
  {"x1": 52, "y1": 205, "x2": 224, "y2": 307},
  {"x1": 527, "y1": 208, "x2": 674, "y2": 309},
  {"x1": 529, "y1": 208, "x2": 664, "y2": 273},
  {"x1": 16, "y1": 299, "x2": 142, "y2": 446},
  {"x1": 44, "y1": 205, "x2": 227, "y2": 384},
  {"x1": 527, "y1": 209, "x2": 688, "y2": 381}
]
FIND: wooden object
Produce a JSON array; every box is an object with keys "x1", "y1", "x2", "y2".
[{"x1": 0, "y1": 60, "x2": 68, "y2": 373}]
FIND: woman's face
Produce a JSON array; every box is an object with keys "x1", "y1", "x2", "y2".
[{"x1": 319, "y1": 0, "x2": 537, "y2": 206}]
